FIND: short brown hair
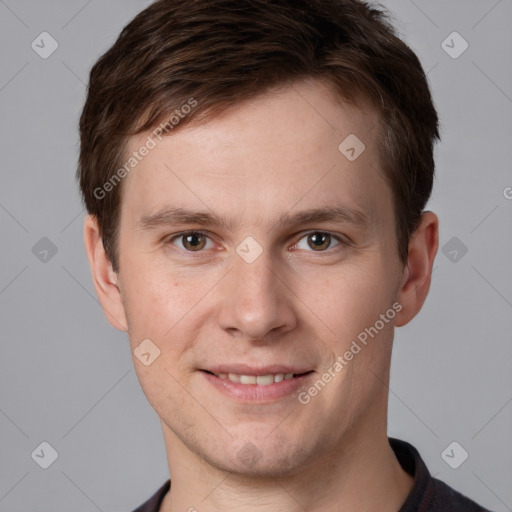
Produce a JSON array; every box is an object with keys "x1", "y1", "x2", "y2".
[{"x1": 77, "y1": 0, "x2": 439, "y2": 272}]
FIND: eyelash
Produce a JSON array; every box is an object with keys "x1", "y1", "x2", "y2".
[{"x1": 165, "y1": 230, "x2": 349, "y2": 255}]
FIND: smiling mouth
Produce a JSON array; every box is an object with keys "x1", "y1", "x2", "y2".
[{"x1": 201, "y1": 370, "x2": 314, "y2": 386}]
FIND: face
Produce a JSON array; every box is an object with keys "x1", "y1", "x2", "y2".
[{"x1": 109, "y1": 79, "x2": 410, "y2": 476}]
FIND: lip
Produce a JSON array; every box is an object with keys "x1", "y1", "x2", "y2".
[
  {"x1": 203, "y1": 364, "x2": 312, "y2": 376},
  {"x1": 200, "y1": 369, "x2": 315, "y2": 403}
]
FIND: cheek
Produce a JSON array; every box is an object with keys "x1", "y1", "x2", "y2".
[
  {"x1": 121, "y1": 258, "x2": 184, "y2": 323},
  {"x1": 304, "y1": 263, "x2": 394, "y2": 338},
  {"x1": 120, "y1": 259, "x2": 213, "y2": 367}
]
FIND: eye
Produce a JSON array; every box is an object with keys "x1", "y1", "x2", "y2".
[
  {"x1": 169, "y1": 231, "x2": 214, "y2": 252},
  {"x1": 293, "y1": 231, "x2": 345, "y2": 252}
]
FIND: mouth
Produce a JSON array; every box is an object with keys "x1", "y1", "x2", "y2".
[
  {"x1": 199, "y1": 368, "x2": 315, "y2": 403},
  {"x1": 201, "y1": 369, "x2": 314, "y2": 386}
]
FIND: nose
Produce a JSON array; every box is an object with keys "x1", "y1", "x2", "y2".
[{"x1": 216, "y1": 248, "x2": 297, "y2": 341}]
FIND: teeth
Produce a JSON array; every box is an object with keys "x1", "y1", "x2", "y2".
[
  {"x1": 256, "y1": 374, "x2": 274, "y2": 385},
  {"x1": 240, "y1": 375, "x2": 257, "y2": 384},
  {"x1": 214, "y1": 372, "x2": 301, "y2": 385}
]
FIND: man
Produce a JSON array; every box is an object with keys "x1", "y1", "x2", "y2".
[{"x1": 77, "y1": 0, "x2": 493, "y2": 510}]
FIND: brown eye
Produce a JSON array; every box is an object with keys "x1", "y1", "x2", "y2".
[
  {"x1": 307, "y1": 232, "x2": 332, "y2": 251},
  {"x1": 177, "y1": 232, "x2": 208, "y2": 251},
  {"x1": 293, "y1": 231, "x2": 344, "y2": 252}
]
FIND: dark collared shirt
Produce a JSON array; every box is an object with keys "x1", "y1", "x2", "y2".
[{"x1": 132, "y1": 437, "x2": 493, "y2": 512}]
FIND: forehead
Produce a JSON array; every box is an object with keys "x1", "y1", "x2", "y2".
[{"x1": 119, "y1": 79, "x2": 389, "y2": 231}]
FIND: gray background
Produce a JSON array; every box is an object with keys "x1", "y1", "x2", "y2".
[{"x1": 0, "y1": 0, "x2": 511, "y2": 511}]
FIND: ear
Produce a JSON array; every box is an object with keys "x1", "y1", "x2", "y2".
[
  {"x1": 83, "y1": 214, "x2": 128, "y2": 331},
  {"x1": 394, "y1": 211, "x2": 439, "y2": 328}
]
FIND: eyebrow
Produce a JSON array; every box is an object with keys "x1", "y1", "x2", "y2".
[{"x1": 137, "y1": 205, "x2": 371, "y2": 232}]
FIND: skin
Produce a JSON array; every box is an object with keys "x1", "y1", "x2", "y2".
[{"x1": 84, "y1": 78, "x2": 438, "y2": 512}]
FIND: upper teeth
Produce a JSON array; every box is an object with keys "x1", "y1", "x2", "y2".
[{"x1": 216, "y1": 373, "x2": 295, "y2": 385}]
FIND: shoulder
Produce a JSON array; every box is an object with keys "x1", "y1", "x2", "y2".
[
  {"x1": 131, "y1": 480, "x2": 170, "y2": 512},
  {"x1": 422, "y1": 476, "x2": 494, "y2": 512},
  {"x1": 389, "y1": 438, "x2": 494, "y2": 512}
]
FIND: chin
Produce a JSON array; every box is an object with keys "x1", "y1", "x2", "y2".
[{"x1": 200, "y1": 436, "x2": 317, "y2": 479}]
